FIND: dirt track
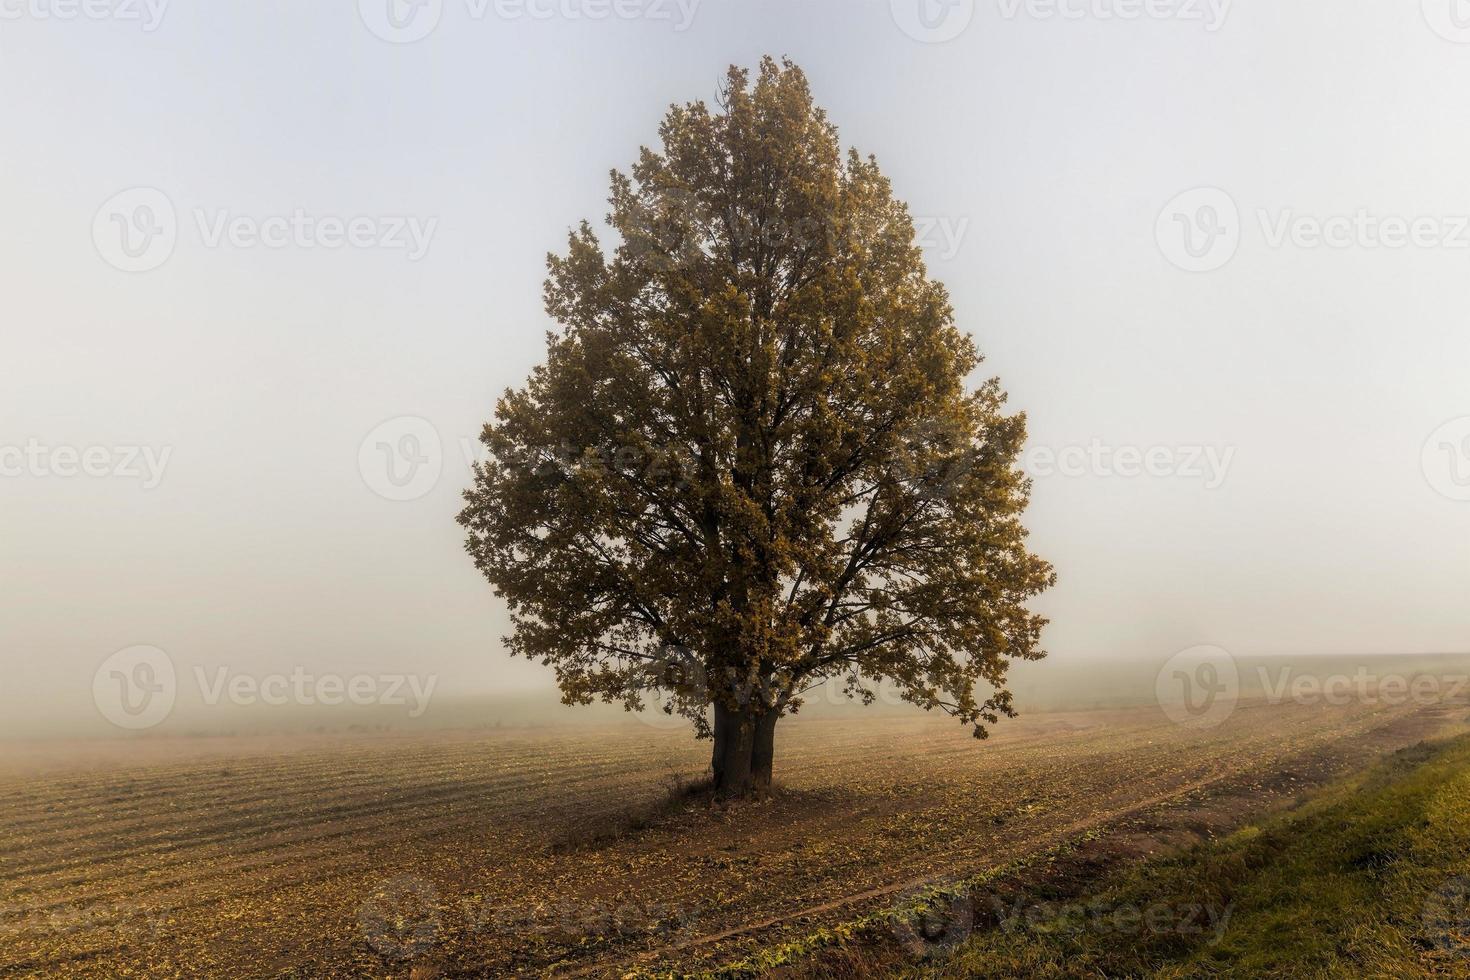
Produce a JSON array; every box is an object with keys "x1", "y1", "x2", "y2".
[{"x1": 1, "y1": 697, "x2": 1465, "y2": 978}]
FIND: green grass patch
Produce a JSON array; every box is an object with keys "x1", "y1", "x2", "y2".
[{"x1": 911, "y1": 735, "x2": 1470, "y2": 979}]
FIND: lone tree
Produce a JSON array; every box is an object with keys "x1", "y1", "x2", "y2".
[{"x1": 460, "y1": 58, "x2": 1054, "y2": 800}]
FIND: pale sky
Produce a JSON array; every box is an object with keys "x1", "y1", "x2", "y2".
[{"x1": 4, "y1": 0, "x2": 1470, "y2": 735}]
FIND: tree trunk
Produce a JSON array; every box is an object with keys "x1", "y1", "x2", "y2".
[
  {"x1": 710, "y1": 700, "x2": 731, "y2": 789},
  {"x1": 711, "y1": 702, "x2": 780, "y2": 800},
  {"x1": 751, "y1": 708, "x2": 778, "y2": 793},
  {"x1": 711, "y1": 701, "x2": 756, "y2": 800}
]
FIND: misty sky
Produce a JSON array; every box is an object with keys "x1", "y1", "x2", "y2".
[{"x1": 4, "y1": 0, "x2": 1470, "y2": 735}]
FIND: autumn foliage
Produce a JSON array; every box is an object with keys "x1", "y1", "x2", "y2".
[{"x1": 460, "y1": 57, "x2": 1054, "y2": 799}]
